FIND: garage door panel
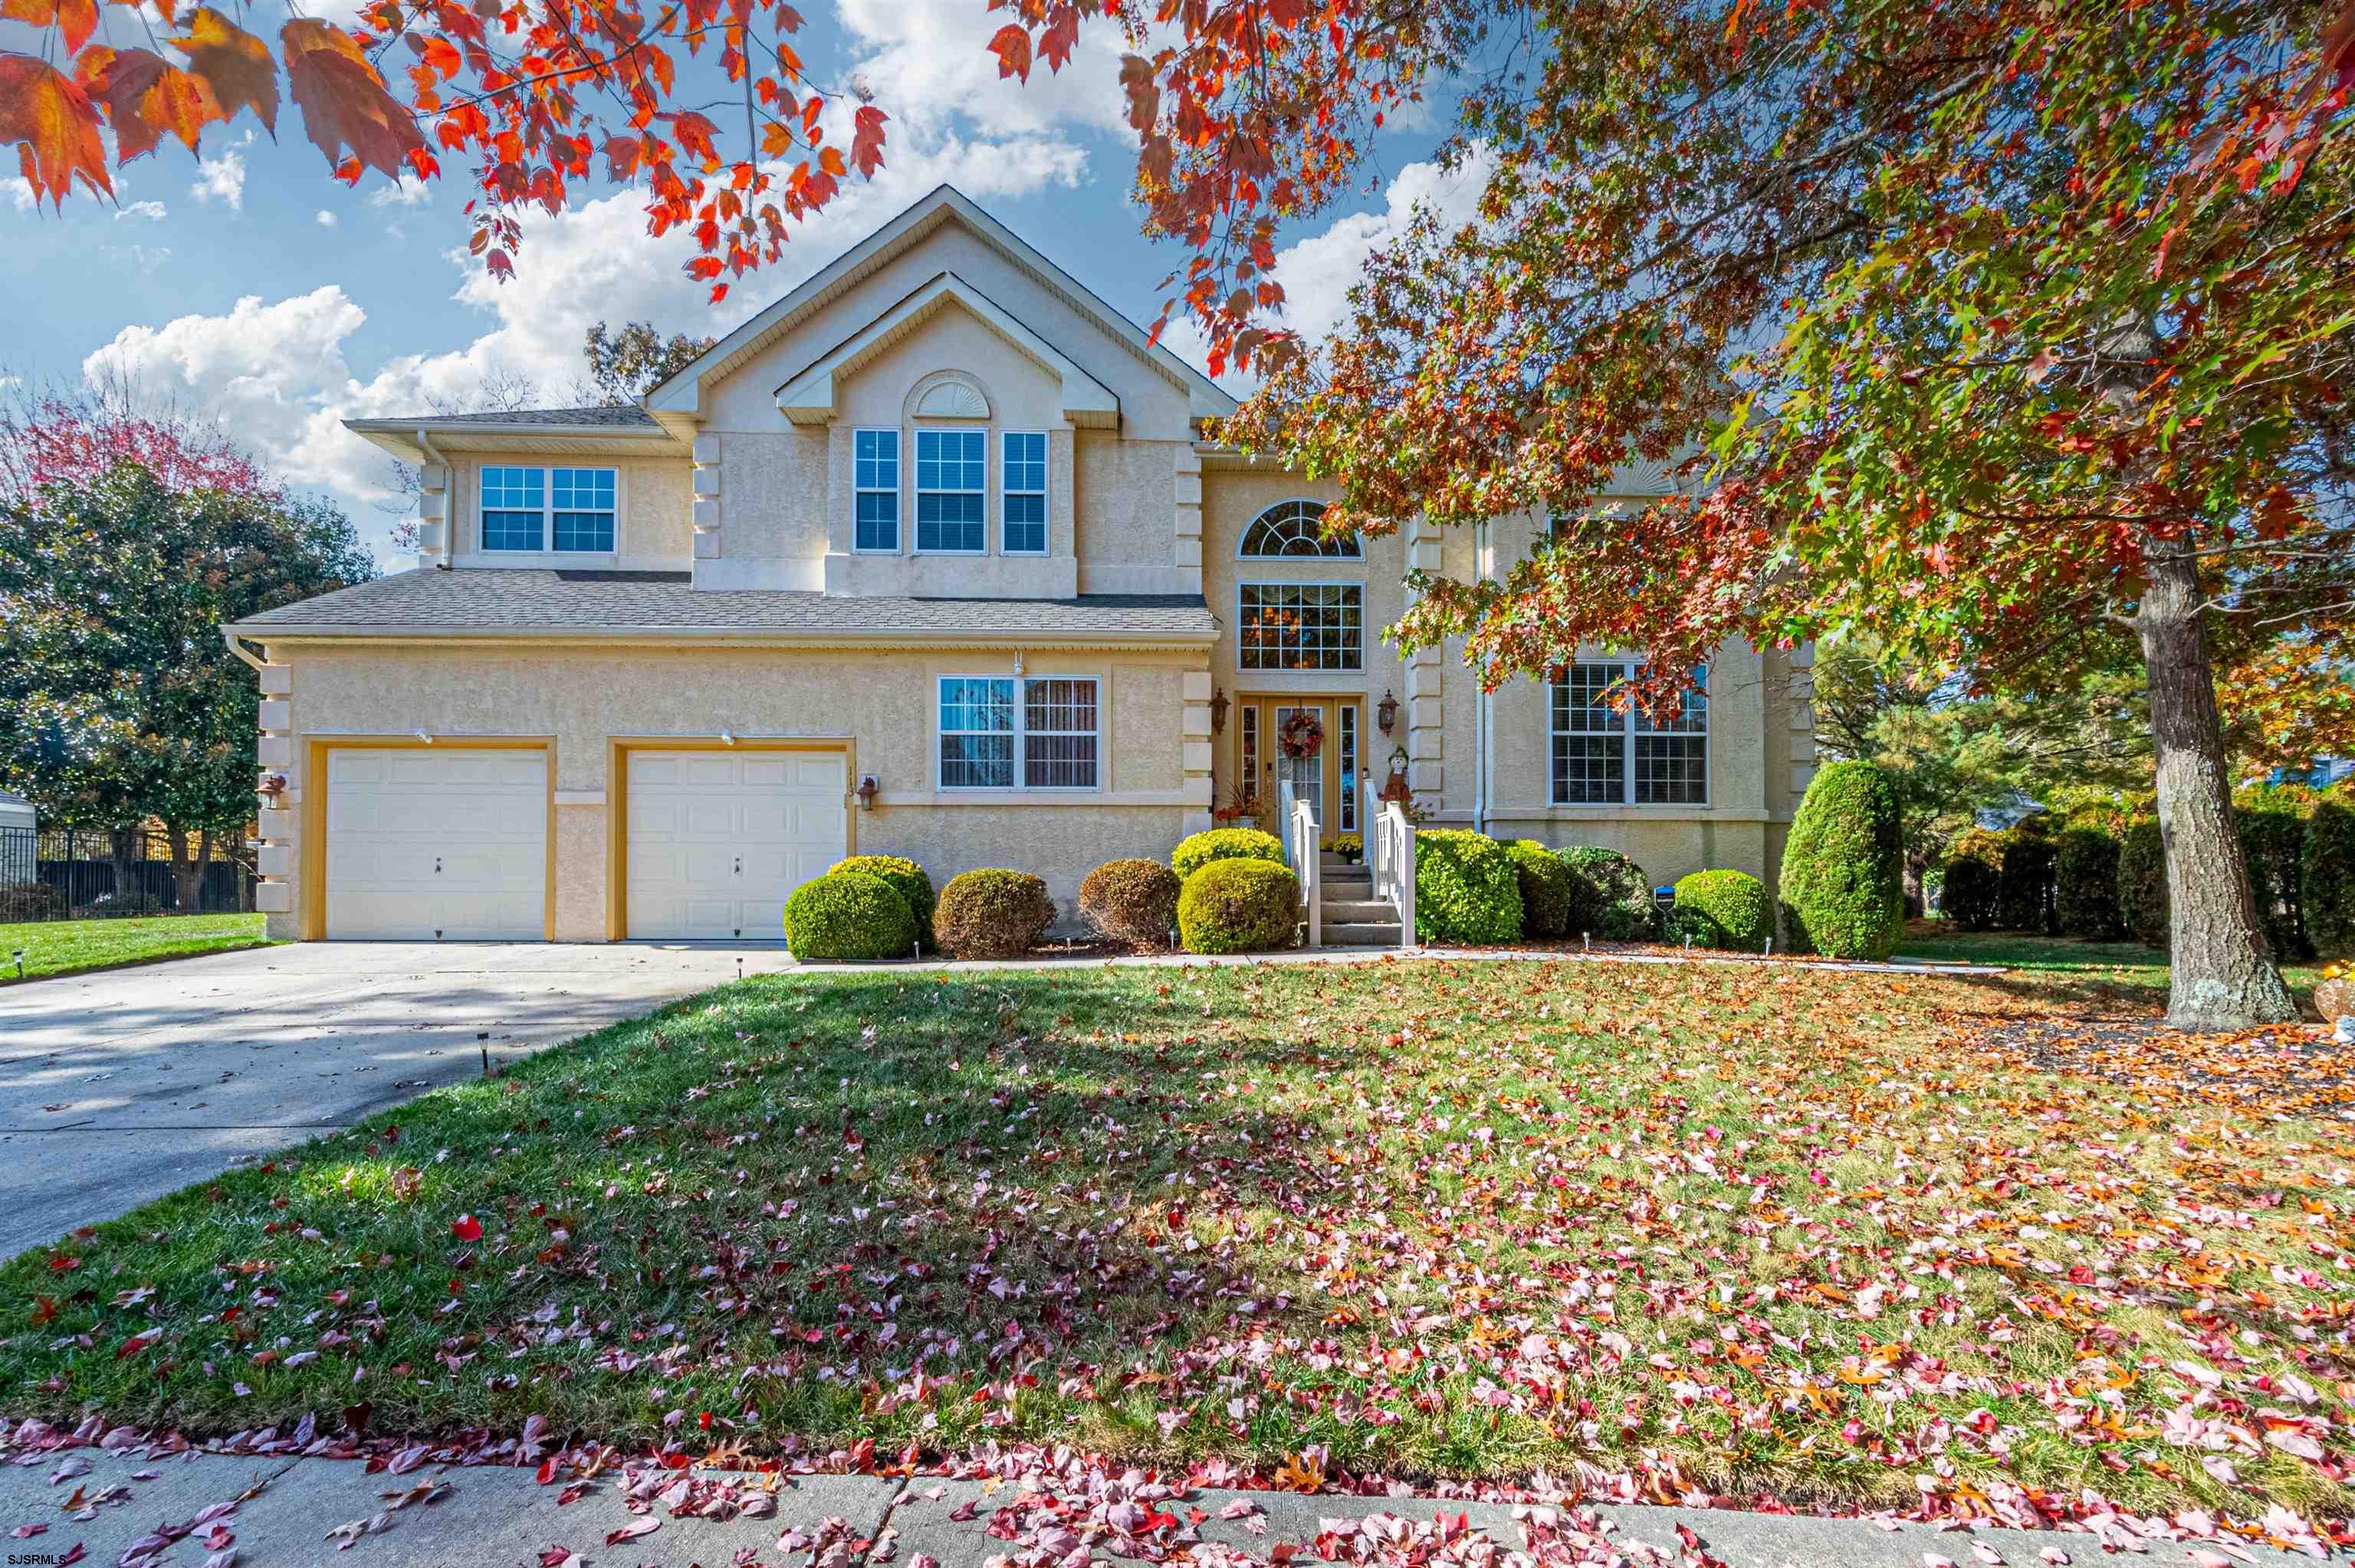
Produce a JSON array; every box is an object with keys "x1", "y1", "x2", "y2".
[
  {"x1": 326, "y1": 748, "x2": 546, "y2": 940},
  {"x1": 626, "y1": 748, "x2": 846, "y2": 940}
]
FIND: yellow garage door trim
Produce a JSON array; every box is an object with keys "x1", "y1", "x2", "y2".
[{"x1": 302, "y1": 736, "x2": 556, "y2": 943}]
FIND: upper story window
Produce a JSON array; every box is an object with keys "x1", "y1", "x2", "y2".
[
  {"x1": 481, "y1": 465, "x2": 618, "y2": 553},
  {"x1": 1239, "y1": 582, "x2": 1364, "y2": 671},
  {"x1": 1551, "y1": 661, "x2": 1709, "y2": 806},
  {"x1": 938, "y1": 675, "x2": 1099, "y2": 791},
  {"x1": 1002, "y1": 431, "x2": 1047, "y2": 555},
  {"x1": 916, "y1": 428, "x2": 986, "y2": 553},
  {"x1": 854, "y1": 429, "x2": 900, "y2": 553},
  {"x1": 1240, "y1": 499, "x2": 1360, "y2": 559}
]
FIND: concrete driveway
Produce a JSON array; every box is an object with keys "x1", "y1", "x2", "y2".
[{"x1": 0, "y1": 942, "x2": 796, "y2": 1261}]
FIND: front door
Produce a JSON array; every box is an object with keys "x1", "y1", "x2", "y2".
[{"x1": 1236, "y1": 697, "x2": 1362, "y2": 839}]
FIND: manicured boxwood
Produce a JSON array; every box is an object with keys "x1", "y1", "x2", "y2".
[
  {"x1": 1995, "y1": 826, "x2": 2057, "y2": 934},
  {"x1": 1940, "y1": 828, "x2": 2005, "y2": 932},
  {"x1": 2053, "y1": 825, "x2": 2122, "y2": 940},
  {"x1": 782, "y1": 871, "x2": 918, "y2": 960},
  {"x1": 1171, "y1": 827, "x2": 1286, "y2": 881},
  {"x1": 1499, "y1": 838, "x2": 1572, "y2": 939},
  {"x1": 2304, "y1": 794, "x2": 2355, "y2": 958},
  {"x1": 2117, "y1": 819, "x2": 2169, "y2": 947},
  {"x1": 1079, "y1": 858, "x2": 1183, "y2": 947},
  {"x1": 1775, "y1": 759, "x2": 1903, "y2": 959},
  {"x1": 1177, "y1": 858, "x2": 1299, "y2": 954},
  {"x1": 2237, "y1": 783, "x2": 2314, "y2": 959},
  {"x1": 1412, "y1": 829, "x2": 1523, "y2": 945},
  {"x1": 1554, "y1": 846, "x2": 1657, "y2": 941},
  {"x1": 933, "y1": 868, "x2": 1057, "y2": 960},
  {"x1": 1670, "y1": 869, "x2": 1771, "y2": 952},
  {"x1": 828, "y1": 855, "x2": 935, "y2": 948}
]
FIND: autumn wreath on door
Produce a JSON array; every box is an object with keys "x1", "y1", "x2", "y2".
[{"x1": 1276, "y1": 710, "x2": 1325, "y2": 760}]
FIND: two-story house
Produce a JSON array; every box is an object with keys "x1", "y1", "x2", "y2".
[{"x1": 226, "y1": 185, "x2": 1817, "y2": 943}]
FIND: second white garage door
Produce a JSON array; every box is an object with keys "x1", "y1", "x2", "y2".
[
  {"x1": 626, "y1": 750, "x2": 847, "y2": 940},
  {"x1": 325, "y1": 747, "x2": 547, "y2": 940}
]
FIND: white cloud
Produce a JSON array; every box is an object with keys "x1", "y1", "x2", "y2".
[
  {"x1": 103, "y1": 244, "x2": 174, "y2": 274},
  {"x1": 190, "y1": 149, "x2": 245, "y2": 211},
  {"x1": 368, "y1": 175, "x2": 433, "y2": 208},
  {"x1": 315, "y1": 209, "x2": 338, "y2": 228},
  {"x1": 116, "y1": 199, "x2": 169, "y2": 221},
  {"x1": 836, "y1": 0, "x2": 1136, "y2": 143},
  {"x1": 3, "y1": 177, "x2": 34, "y2": 213}
]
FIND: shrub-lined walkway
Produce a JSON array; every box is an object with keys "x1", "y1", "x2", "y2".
[
  {"x1": 0, "y1": 911, "x2": 270, "y2": 983},
  {"x1": 2, "y1": 958, "x2": 2350, "y2": 1536}
]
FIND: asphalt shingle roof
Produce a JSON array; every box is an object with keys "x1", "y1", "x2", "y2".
[{"x1": 231, "y1": 569, "x2": 1215, "y2": 638}]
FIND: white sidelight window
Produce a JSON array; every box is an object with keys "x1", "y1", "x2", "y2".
[
  {"x1": 1549, "y1": 661, "x2": 1709, "y2": 805},
  {"x1": 481, "y1": 464, "x2": 617, "y2": 553},
  {"x1": 854, "y1": 428, "x2": 900, "y2": 552},
  {"x1": 1002, "y1": 431, "x2": 1047, "y2": 554},
  {"x1": 916, "y1": 428, "x2": 986, "y2": 553},
  {"x1": 938, "y1": 676, "x2": 1099, "y2": 791}
]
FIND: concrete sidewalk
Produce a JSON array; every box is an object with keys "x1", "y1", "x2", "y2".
[{"x1": 0, "y1": 1445, "x2": 2318, "y2": 1567}]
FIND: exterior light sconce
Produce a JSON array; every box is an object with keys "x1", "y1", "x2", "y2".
[
  {"x1": 1376, "y1": 687, "x2": 1398, "y2": 736},
  {"x1": 721, "y1": 729, "x2": 737, "y2": 746},
  {"x1": 258, "y1": 773, "x2": 287, "y2": 801},
  {"x1": 415, "y1": 730, "x2": 433, "y2": 745},
  {"x1": 1210, "y1": 686, "x2": 1229, "y2": 734},
  {"x1": 856, "y1": 775, "x2": 880, "y2": 811}
]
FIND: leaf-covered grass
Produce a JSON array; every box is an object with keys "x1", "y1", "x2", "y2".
[
  {"x1": 0, "y1": 912, "x2": 271, "y2": 984},
  {"x1": 1894, "y1": 927, "x2": 2326, "y2": 1011},
  {"x1": 2, "y1": 958, "x2": 2350, "y2": 1521}
]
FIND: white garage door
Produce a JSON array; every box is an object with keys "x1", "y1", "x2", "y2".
[
  {"x1": 626, "y1": 750, "x2": 846, "y2": 940},
  {"x1": 325, "y1": 748, "x2": 547, "y2": 940}
]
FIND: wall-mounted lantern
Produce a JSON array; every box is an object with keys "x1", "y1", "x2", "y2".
[
  {"x1": 258, "y1": 773, "x2": 287, "y2": 801},
  {"x1": 1210, "y1": 685, "x2": 1229, "y2": 734},
  {"x1": 855, "y1": 775, "x2": 880, "y2": 811},
  {"x1": 1376, "y1": 688, "x2": 1399, "y2": 736}
]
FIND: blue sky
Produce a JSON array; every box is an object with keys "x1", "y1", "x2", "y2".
[{"x1": 2, "y1": 2, "x2": 1488, "y2": 566}]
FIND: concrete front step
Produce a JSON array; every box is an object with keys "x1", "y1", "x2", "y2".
[
  {"x1": 1323, "y1": 921, "x2": 1404, "y2": 947},
  {"x1": 1321, "y1": 897, "x2": 1397, "y2": 923}
]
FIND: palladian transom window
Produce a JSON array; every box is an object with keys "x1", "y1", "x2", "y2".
[{"x1": 1239, "y1": 499, "x2": 1360, "y2": 559}]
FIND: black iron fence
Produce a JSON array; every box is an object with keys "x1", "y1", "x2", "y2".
[{"x1": 0, "y1": 825, "x2": 255, "y2": 923}]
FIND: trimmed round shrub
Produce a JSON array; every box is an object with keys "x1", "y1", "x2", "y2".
[
  {"x1": 2304, "y1": 795, "x2": 2355, "y2": 958},
  {"x1": 1775, "y1": 759, "x2": 1903, "y2": 959},
  {"x1": 2236, "y1": 784, "x2": 2314, "y2": 959},
  {"x1": 1177, "y1": 858, "x2": 1299, "y2": 954},
  {"x1": 1670, "y1": 869, "x2": 1771, "y2": 952},
  {"x1": 0, "y1": 881, "x2": 67, "y2": 922},
  {"x1": 1555, "y1": 846, "x2": 1657, "y2": 940},
  {"x1": 934, "y1": 868, "x2": 1056, "y2": 960},
  {"x1": 2117, "y1": 819, "x2": 2169, "y2": 947},
  {"x1": 1079, "y1": 858, "x2": 1183, "y2": 947},
  {"x1": 2054, "y1": 825, "x2": 2122, "y2": 940},
  {"x1": 783, "y1": 871, "x2": 917, "y2": 960},
  {"x1": 1412, "y1": 829, "x2": 1522, "y2": 945},
  {"x1": 1171, "y1": 827, "x2": 1285, "y2": 881},
  {"x1": 828, "y1": 855, "x2": 935, "y2": 948},
  {"x1": 1940, "y1": 829, "x2": 2005, "y2": 931},
  {"x1": 1995, "y1": 826, "x2": 2057, "y2": 934},
  {"x1": 1503, "y1": 839, "x2": 1573, "y2": 939}
]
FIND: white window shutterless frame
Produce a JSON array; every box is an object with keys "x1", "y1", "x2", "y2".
[
  {"x1": 479, "y1": 464, "x2": 619, "y2": 554},
  {"x1": 936, "y1": 676, "x2": 1099, "y2": 791},
  {"x1": 1001, "y1": 431, "x2": 1047, "y2": 555},
  {"x1": 853, "y1": 428, "x2": 900, "y2": 553}
]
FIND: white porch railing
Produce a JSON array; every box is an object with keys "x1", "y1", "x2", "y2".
[
  {"x1": 1363, "y1": 779, "x2": 1417, "y2": 950},
  {"x1": 1279, "y1": 779, "x2": 1319, "y2": 947}
]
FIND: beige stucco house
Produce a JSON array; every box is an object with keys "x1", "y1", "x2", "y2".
[{"x1": 226, "y1": 185, "x2": 1817, "y2": 944}]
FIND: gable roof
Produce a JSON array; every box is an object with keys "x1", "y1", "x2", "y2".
[
  {"x1": 343, "y1": 406, "x2": 675, "y2": 463},
  {"x1": 645, "y1": 185, "x2": 1237, "y2": 433}
]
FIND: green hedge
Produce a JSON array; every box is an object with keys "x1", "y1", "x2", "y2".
[
  {"x1": 1776, "y1": 759, "x2": 1903, "y2": 959},
  {"x1": 783, "y1": 871, "x2": 918, "y2": 960},
  {"x1": 2305, "y1": 795, "x2": 2355, "y2": 958},
  {"x1": 2117, "y1": 820, "x2": 2169, "y2": 946},
  {"x1": 2236, "y1": 784, "x2": 2314, "y2": 959},
  {"x1": 2053, "y1": 826, "x2": 2122, "y2": 940},
  {"x1": 1555, "y1": 846, "x2": 1657, "y2": 940},
  {"x1": 1503, "y1": 838, "x2": 1573, "y2": 939},
  {"x1": 934, "y1": 868, "x2": 1056, "y2": 960},
  {"x1": 1178, "y1": 858, "x2": 1299, "y2": 953},
  {"x1": 1670, "y1": 869, "x2": 1770, "y2": 952},
  {"x1": 1995, "y1": 826, "x2": 2058, "y2": 934},
  {"x1": 828, "y1": 855, "x2": 935, "y2": 949},
  {"x1": 1940, "y1": 829, "x2": 2005, "y2": 932},
  {"x1": 1171, "y1": 827, "x2": 1285, "y2": 881},
  {"x1": 1412, "y1": 829, "x2": 1522, "y2": 944}
]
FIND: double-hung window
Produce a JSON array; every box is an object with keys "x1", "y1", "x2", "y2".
[
  {"x1": 1002, "y1": 431, "x2": 1046, "y2": 554},
  {"x1": 915, "y1": 428, "x2": 986, "y2": 553},
  {"x1": 481, "y1": 465, "x2": 618, "y2": 554},
  {"x1": 938, "y1": 676, "x2": 1099, "y2": 791},
  {"x1": 1238, "y1": 582, "x2": 1364, "y2": 671},
  {"x1": 1549, "y1": 661, "x2": 1709, "y2": 805},
  {"x1": 854, "y1": 429, "x2": 900, "y2": 553}
]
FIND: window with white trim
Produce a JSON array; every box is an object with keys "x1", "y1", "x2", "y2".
[
  {"x1": 481, "y1": 464, "x2": 616, "y2": 553},
  {"x1": 1002, "y1": 431, "x2": 1046, "y2": 555},
  {"x1": 854, "y1": 429, "x2": 899, "y2": 553},
  {"x1": 916, "y1": 428, "x2": 986, "y2": 553},
  {"x1": 938, "y1": 676, "x2": 1099, "y2": 791},
  {"x1": 1239, "y1": 582, "x2": 1364, "y2": 671},
  {"x1": 1240, "y1": 498, "x2": 1360, "y2": 558},
  {"x1": 1549, "y1": 661, "x2": 1708, "y2": 805}
]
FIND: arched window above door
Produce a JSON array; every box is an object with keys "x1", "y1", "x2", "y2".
[{"x1": 1238, "y1": 499, "x2": 1360, "y2": 559}]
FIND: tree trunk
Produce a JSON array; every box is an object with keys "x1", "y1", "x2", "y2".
[
  {"x1": 166, "y1": 824, "x2": 202, "y2": 913},
  {"x1": 107, "y1": 825, "x2": 140, "y2": 906},
  {"x1": 2136, "y1": 540, "x2": 2297, "y2": 1029}
]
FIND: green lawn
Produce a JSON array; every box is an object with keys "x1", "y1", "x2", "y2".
[
  {"x1": 3, "y1": 956, "x2": 2350, "y2": 1528},
  {"x1": 1894, "y1": 925, "x2": 2326, "y2": 1011},
  {"x1": 0, "y1": 911, "x2": 271, "y2": 983}
]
